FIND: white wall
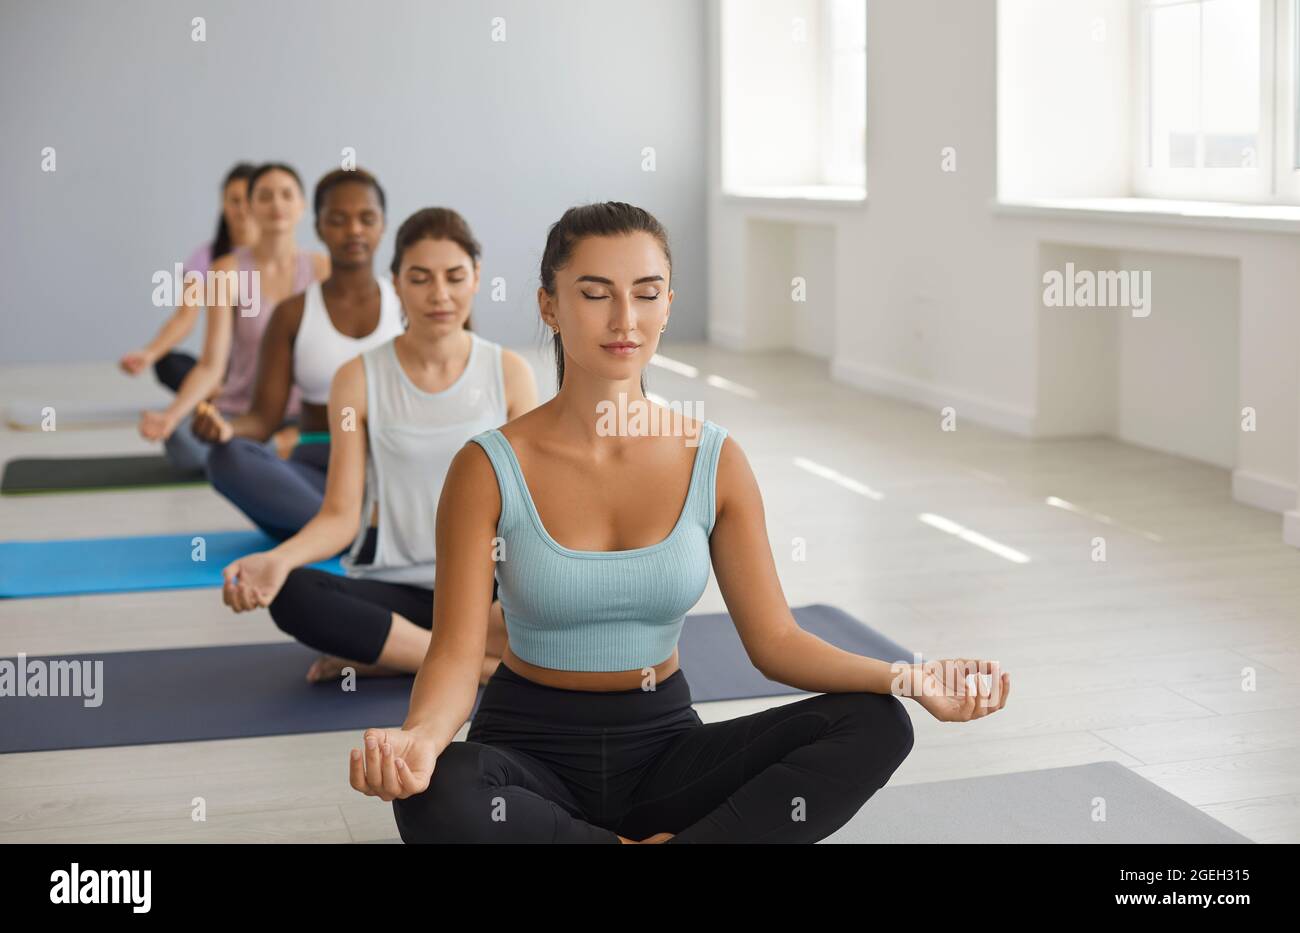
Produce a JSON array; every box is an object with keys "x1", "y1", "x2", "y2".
[
  {"x1": 737, "y1": 218, "x2": 837, "y2": 358},
  {"x1": 707, "y1": 0, "x2": 1300, "y2": 528},
  {"x1": 1114, "y1": 248, "x2": 1239, "y2": 470},
  {"x1": 0, "y1": 0, "x2": 708, "y2": 364},
  {"x1": 791, "y1": 222, "x2": 836, "y2": 358}
]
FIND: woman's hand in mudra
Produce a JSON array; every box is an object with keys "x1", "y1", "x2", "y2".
[
  {"x1": 191, "y1": 400, "x2": 234, "y2": 443},
  {"x1": 348, "y1": 727, "x2": 437, "y2": 801},
  {"x1": 896, "y1": 658, "x2": 1010, "y2": 723}
]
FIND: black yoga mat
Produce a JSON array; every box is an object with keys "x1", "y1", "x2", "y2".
[
  {"x1": 0, "y1": 604, "x2": 916, "y2": 754},
  {"x1": 1, "y1": 455, "x2": 206, "y2": 495}
]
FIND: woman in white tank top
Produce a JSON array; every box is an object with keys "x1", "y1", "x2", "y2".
[
  {"x1": 191, "y1": 169, "x2": 405, "y2": 541},
  {"x1": 220, "y1": 208, "x2": 539, "y2": 682}
]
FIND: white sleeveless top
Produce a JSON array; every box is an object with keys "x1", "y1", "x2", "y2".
[
  {"x1": 293, "y1": 278, "x2": 404, "y2": 405},
  {"x1": 342, "y1": 333, "x2": 510, "y2": 587}
]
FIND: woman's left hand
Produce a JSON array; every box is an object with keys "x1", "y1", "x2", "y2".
[{"x1": 899, "y1": 658, "x2": 1010, "y2": 723}]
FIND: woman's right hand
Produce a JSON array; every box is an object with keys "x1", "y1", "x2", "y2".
[
  {"x1": 349, "y1": 727, "x2": 438, "y2": 801},
  {"x1": 191, "y1": 400, "x2": 234, "y2": 443},
  {"x1": 221, "y1": 551, "x2": 290, "y2": 612},
  {"x1": 119, "y1": 349, "x2": 154, "y2": 376},
  {"x1": 138, "y1": 409, "x2": 177, "y2": 441},
  {"x1": 903, "y1": 658, "x2": 1010, "y2": 724}
]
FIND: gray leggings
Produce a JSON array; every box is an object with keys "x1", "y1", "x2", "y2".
[
  {"x1": 162, "y1": 413, "x2": 223, "y2": 473},
  {"x1": 206, "y1": 438, "x2": 331, "y2": 541}
]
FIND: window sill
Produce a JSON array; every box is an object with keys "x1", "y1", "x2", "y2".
[
  {"x1": 993, "y1": 196, "x2": 1300, "y2": 234},
  {"x1": 721, "y1": 185, "x2": 867, "y2": 209}
]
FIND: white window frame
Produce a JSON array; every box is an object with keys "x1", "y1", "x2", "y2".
[
  {"x1": 817, "y1": 0, "x2": 868, "y2": 190},
  {"x1": 1133, "y1": 0, "x2": 1289, "y2": 203},
  {"x1": 1276, "y1": 0, "x2": 1300, "y2": 198}
]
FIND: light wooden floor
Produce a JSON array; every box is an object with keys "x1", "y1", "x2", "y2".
[{"x1": 2, "y1": 342, "x2": 1298, "y2": 843}]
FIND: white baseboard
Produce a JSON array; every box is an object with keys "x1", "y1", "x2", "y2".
[
  {"x1": 1232, "y1": 469, "x2": 1298, "y2": 515},
  {"x1": 830, "y1": 358, "x2": 1038, "y2": 436},
  {"x1": 1285, "y1": 510, "x2": 1300, "y2": 548}
]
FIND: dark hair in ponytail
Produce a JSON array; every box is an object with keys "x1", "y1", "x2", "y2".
[
  {"x1": 539, "y1": 201, "x2": 671, "y2": 394},
  {"x1": 390, "y1": 207, "x2": 481, "y2": 331},
  {"x1": 210, "y1": 162, "x2": 257, "y2": 261}
]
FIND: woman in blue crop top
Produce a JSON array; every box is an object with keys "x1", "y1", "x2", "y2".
[{"x1": 348, "y1": 203, "x2": 1012, "y2": 843}]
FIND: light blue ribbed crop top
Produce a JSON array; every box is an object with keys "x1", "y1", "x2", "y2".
[{"x1": 469, "y1": 420, "x2": 729, "y2": 672}]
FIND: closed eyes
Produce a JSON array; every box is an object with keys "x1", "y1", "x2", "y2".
[{"x1": 581, "y1": 292, "x2": 660, "y2": 301}]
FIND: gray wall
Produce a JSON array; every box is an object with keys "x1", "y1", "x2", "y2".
[{"x1": 0, "y1": 0, "x2": 707, "y2": 363}]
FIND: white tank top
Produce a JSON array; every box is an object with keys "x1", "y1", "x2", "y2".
[
  {"x1": 342, "y1": 333, "x2": 509, "y2": 587},
  {"x1": 293, "y1": 278, "x2": 404, "y2": 405}
]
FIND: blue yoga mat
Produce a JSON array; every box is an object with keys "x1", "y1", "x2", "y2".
[
  {"x1": 0, "y1": 604, "x2": 916, "y2": 753},
  {"x1": 0, "y1": 530, "x2": 342, "y2": 598}
]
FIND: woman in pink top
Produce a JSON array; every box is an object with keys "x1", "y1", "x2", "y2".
[
  {"x1": 119, "y1": 163, "x2": 259, "y2": 391},
  {"x1": 139, "y1": 163, "x2": 329, "y2": 471}
]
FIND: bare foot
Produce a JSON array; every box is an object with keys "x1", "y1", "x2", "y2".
[
  {"x1": 271, "y1": 426, "x2": 300, "y2": 460},
  {"x1": 305, "y1": 655, "x2": 403, "y2": 683},
  {"x1": 617, "y1": 832, "x2": 674, "y2": 844}
]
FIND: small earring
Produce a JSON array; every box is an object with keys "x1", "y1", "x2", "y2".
[
  {"x1": 660, "y1": 324, "x2": 666, "y2": 333},
  {"x1": 551, "y1": 326, "x2": 559, "y2": 335}
]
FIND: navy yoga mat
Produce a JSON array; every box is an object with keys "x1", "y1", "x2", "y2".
[
  {"x1": 0, "y1": 530, "x2": 342, "y2": 598},
  {"x1": 1, "y1": 454, "x2": 205, "y2": 495},
  {"x1": 0, "y1": 604, "x2": 915, "y2": 753}
]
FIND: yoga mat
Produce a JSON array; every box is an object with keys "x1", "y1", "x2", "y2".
[
  {"x1": 1, "y1": 454, "x2": 205, "y2": 495},
  {"x1": 0, "y1": 604, "x2": 913, "y2": 753},
  {"x1": 0, "y1": 530, "x2": 342, "y2": 598},
  {"x1": 822, "y1": 761, "x2": 1253, "y2": 844},
  {"x1": 5, "y1": 399, "x2": 157, "y2": 431}
]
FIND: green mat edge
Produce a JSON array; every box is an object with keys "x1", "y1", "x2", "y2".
[{"x1": 1, "y1": 479, "x2": 209, "y2": 496}]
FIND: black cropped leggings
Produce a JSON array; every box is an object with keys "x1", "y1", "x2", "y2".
[
  {"x1": 392, "y1": 662, "x2": 915, "y2": 843},
  {"x1": 268, "y1": 533, "x2": 499, "y2": 663},
  {"x1": 270, "y1": 568, "x2": 434, "y2": 663}
]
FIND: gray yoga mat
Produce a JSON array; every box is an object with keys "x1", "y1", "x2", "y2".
[
  {"x1": 1, "y1": 454, "x2": 204, "y2": 495},
  {"x1": 0, "y1": 604, "x2": 914, "y2": 754},
  {"x1": 822, "y1": 761, "x2": 1253, "y2": 844},
  {"x1": 5, "y1": 398, "x2": 157, "y2": 430}
]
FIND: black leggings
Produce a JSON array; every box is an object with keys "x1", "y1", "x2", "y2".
[
  {"x1": 270, "y1": 569, "x2": 433, "y2": 664},
  {"x1": 153, "y1": 351, "x2": 196, "y2": 393},
  {"x1": 268, "y1": 534, "x2": 499, "y2": 663},
  {"x1": 392, "y1": 662, "x2": 915, "y2": 843}
]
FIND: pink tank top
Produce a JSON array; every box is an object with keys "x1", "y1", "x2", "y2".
[{"x1": 215, "y1": 247, "x2": 314, "y2": 416}]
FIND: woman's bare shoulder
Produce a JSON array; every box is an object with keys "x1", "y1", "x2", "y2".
[
  {"x1": 210, "y1": 252, "x2": 238, "y2": 272},
  {"x1": 712, "y1": 429, "x2": 753, "y2": 516},
  {"x1": 500, "y1": 347, "x2": 534, "y2": 380},
  {"x1": 430, "y1": 441, "x2": 504, "y2": 565},
  {"x1": 442, "y1": 436, "x2": 503, "y2": 516},
  {"x1": 497, "y1": 399, "x2": 553, "y2": 445},
  {"x1": 330, "y1": 355, "x2": 366, "y2": 401}
]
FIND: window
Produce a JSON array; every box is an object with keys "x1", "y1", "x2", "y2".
[
  {"x1": 1136, "y1": 0, "x2": 1300, "y2": 202},
  {"x1": 819, "y1": 0, "x2": 868, "y2": 189},
  {"x1": 721, "y1": 0, "x2": 867, "y2": 199}
]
